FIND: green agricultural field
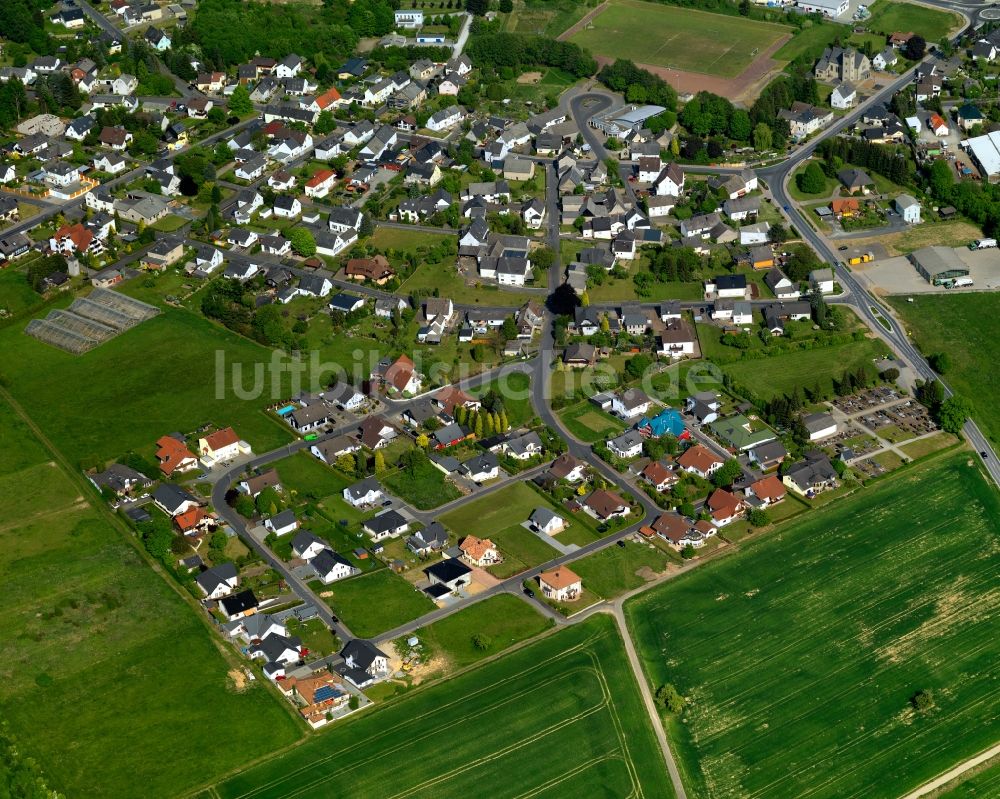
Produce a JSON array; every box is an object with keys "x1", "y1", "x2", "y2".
[
  {"x1": 318, "y1": 569, "x2": 436, "y2": 639},
  {"x1": 567, "y1": 0, "x2": 790, "y2": 78},
  {"x1": 412, "y1": 594, "x2": 553, "y2": 669},
  {"x1": 0, "y1": 306, "x2": 294, "y2": 467},
  {"x1": 888, "y1": 293, "x2": 1000, "y2": 447},
  {"x1": 0, "y1": 397, "x2": 299, "y2": 799},
  {"x1": 209, "y1": 615, "x2": 675, "y2": 799},
  {"x1": 441, "y1": 481, "x2": 599, "y2": 553},
  {"x1": 572, "y1": 539, "x2": 671, "y2": 598},
  {"x1": 469, "y1": 370, "x2": 534, "y2": 426},
  {"x1": 721, "y1": 337, "x2": 888, "y2": 399},
  {"x1": 626, "y1": 453, "x2": 1000, "y2": 799},
  {"x1": 558, "y1": 400, "x2": 627, "y2": 443},
  {"x1": 937, "y1": 759, "x2": 1000, "y2": 799},
  {"x1": 865, "y1": 0, "x2": 962, "y2": 40}
]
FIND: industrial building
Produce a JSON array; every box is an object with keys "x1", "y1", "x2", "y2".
[
  {"x1": 908, "y1": 246, "x2": 970, "y2": 285},
  {"x1": 590, "y1": 105, "x2": 666, "y2": 137},
  {"x1": 962, "y1": 130, "x2": 1000, "y2": 180}
]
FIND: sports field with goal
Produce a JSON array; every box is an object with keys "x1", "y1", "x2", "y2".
[
  {"x1": 566, "y1": 0, "x2": 791, "y2": 78},
  {"x1": 206, "y1": 616, "x2": 674, "y2": 799},
  {"x1": 626, "y1": 452, "x2": 1000, "y2": 799}
]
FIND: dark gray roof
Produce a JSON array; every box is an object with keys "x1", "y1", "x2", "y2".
[
  {"x1": 364, "y1": 509, "x2": 407, "y2": 535},
  {"x1": 152, "y1": 483, "x2": 197, "y2": 513},
  {"x1": 195, "y1": 562, "x2": 238, "y2": 594}
]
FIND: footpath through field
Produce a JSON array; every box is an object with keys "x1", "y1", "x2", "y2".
[{"x1": 898, "y1": 744, "x2": 1000, "y2": 799}]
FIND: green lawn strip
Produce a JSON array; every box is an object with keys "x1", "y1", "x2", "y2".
[
  {"x1": 486, "y1": 523, "x2": 561, "y2": 577},
  {"x1": 773, "y1": 21, "x2": 842, "y2": 62},
  {"x1": 211, "y1": 615, "x2": 676, "y2": 799},
  {"x1": 558, "y1": 400, "x2": 627, "y2": 443},
  {"x1": 383, "y1": 457, "x2": 462, "y2": 509},
  {"x1": 625, "y1": 452, "x2": 1000, "y2": 799},
  {"x1": 721, "y1": 337, "x2": 888, "y2": 399},
  {"x1": 409, "y1": 594, "x2": 553, "y2": 669},
  {"x1": 318, "y1": 568, "x2": 436, "y2": 639},
  {"x1": 268, "y1": 450, "x2": 349, "y2": 503},
  {"x1": 571, "y1": 539, "x2": 670, "y2": 599},
  {"x1": 0, "y1": 306, "x2": 294, "y2": 467},
  {"x1": 888, "y1": 293, "x2": 1000, "y2": 447},
  {"x1": 898, "y1": 432, "x2": 959, "y2": 460}
]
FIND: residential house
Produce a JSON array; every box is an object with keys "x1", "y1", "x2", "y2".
[
  {"x1": 363, "y1": 510, "x2": 409, "y2": 541},
  {"x1": 830, "y1": 82, "x2": 857, "y2": 109},
  {"x1": 749, "y1": 474, "x2": 787, "y2": 506},
  {"x1": 677, "y1": 444, "x2": 724, "y2": 478},
  {"x1": 343, "y1": 477, "x2": 382, "y2": 508},
  {"x1": 538, "y1": 567, "x2": 582, "y2": 602},
  {"x1": 529, "y1": 508, "x2": 566, "y2": 535},
  {"x1": 612, "y1": 388, "x2": 653, "y2": 419},
  {"x1": 155, "y1": 434, "x2": 198, "y2": 475},
  {"x1": 196, "y1": 562, "x2": 239, "y2": 599},
  {"x1": 783, "y1": 451, "x2": 839, "y2": 495},
  {"x1": 460, "y1": 452, "x2": 500, "y2": 483},
  {"x1": 802, "y1": 411, "x2": 838, "y2": 440},
  {"x1": 608, "y1": 430, "x2": 644, "y2": 460},
  {"x1": 584, "y1": 489, "x2": 629, "y2": 521},
  {"x1": 220, "y1": 590, "x2": 259, "y2": 623},
  {"x1": 895, "y1": 194, "x2": 920, "y2": 223},
  {"x1": 312, "y1": 549, "x2": 359, "y2": 584},
  {"x1": 406, "y1": 522, "x2": 449, "y2": 556},
  {"x1": 338, "y1": 640, "x2": 389, "y2": 688},
  {"x1": 460, "y1": 535, "x2": 500, "y2": 567},
  {"x1": 264, "y1": 509, "x2": 299, "y2": 537},
  {"x1": 152, "y1": 483, "x2": 198, "y2": 517},
  {"x1": 549, "y1": 452, "x2": 587, "y2": 483},
  {"x1": 198, "y1": 427, "x2": 245, "y2": 466},
  {"x1": 239, "y1": 469, "x2": 281, "y2": 498},
  {"x1": 424, "y1": 558, "x2": 472, "y2": 593},
  {"x1": 359, "y1": 415, "x2": 398, "y2": 450},
  {"x1": 706, "y1": 488, "x2": 746, "y2": 527},
  {"x1": 810, "y1": 267, "x2": 835, "y2": 294}
]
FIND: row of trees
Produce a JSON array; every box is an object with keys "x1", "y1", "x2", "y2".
[
  {"x1": 816, "y1": 137, "x2": 914, "y2": 189},
  {"x1": 925, "y1": 158, "x2": 1000, "y2": 236},
  {"x1": 466, "y1": 32, "x2": 596, "y2": 78},
  {"x1": 597, "y1": 59, "x2": 678, "y2": 111}
]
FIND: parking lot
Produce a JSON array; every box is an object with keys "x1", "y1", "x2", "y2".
[{"x1": 853, "y1": 246, "x2": 1000, "y2": 295}]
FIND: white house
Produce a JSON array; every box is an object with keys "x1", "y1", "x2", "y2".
[
  {"x1": 273, "y1": 196, "x2": 302, "y2": 219},
  {"x1": 394, "y1": 8, "x2": 424, "y2": 27},
  {"x1": 529, "y1": 507, "x2": 566, "y2": 535},
  {"x1": 652, "y1": 163, "x2": 684, "y2": 197},
  {"x1": 343, "y1": 478, "x2": 382, "y2": 508},
  {"x1": 608, "y1": 430, "x2": 644, "y2": 460},
  {"x1": 809, "y1": 267, "x2": 835, "y2": 295},
  {"x1": 264, "y1": 509, "x2": 299, "y2": 537},
  {"x1": 895, "y1": 194, "x2": 921, "y2": 224},
  {"x1": 427, "y1": 106, "x2": 463, "y2": 132},
  {"x1": 312, "y1": 549, "x2": 359, "y2": 584},
  {"x1": 195, "y1": 563, "x2": 239, "y2": 599},
  {"x1": 831, "y1": 82, "x2": 857, "y2": 110},
  {"x1": 197, "y1": 427, "x2": 244, "y2": 465},
  {"x1": 803, "y1": 412, "x2": 838, "y2": 441},
  {"x1": 538, "y1": 567, "x2": 582, "y2": 602},
  {"x1": 291, "y1": 531, "x2": 327, "y2": 561},
  {"x1": 611, "y1": 389, "x2": 652, "y2": 419}
]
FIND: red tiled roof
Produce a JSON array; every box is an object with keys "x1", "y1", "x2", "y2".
[
  {"x1": 677, "y1": 445, "x2": 723, "y2": 474},
  {"x1": 203, "y1": 427, "x2": 239, "y2": 452},
  {"x1": 539, "y1": 566, "x2": 580, "y2": 590},
  {"x1": 306, "y1": 169, "x2": 335, "y2": 188},
  {"x1": 315, "y1": 86, "x2": 341, "y2": 109},
  {"x1": 156, "y1": 435, "x2": 195, "y2": 475},
  {"x1": 174, "y1": 507, "x2": 207, "y2": 532},
  {"x1": 54, "y1": 223, "x2": 93, "y2": 252},
  {"x1": 383, "y1": 355, "x2": 415, "y2": 392},
  {"x1": 751, "y1": 475, "x2": 786, "y2": 502}
]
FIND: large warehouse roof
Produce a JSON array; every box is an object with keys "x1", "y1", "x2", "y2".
[
  {"x1": 909, "y1": 246, "x2": 969, "y2": 283},
  {"x1": 964, "y1": 130, "x2": 1000, "y2": 177}
]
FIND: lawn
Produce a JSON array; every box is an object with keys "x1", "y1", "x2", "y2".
[
  {"x1": 412, "y1": 593, "x2": 553, "y2": 669},
  {"x1": 383, "y1": 455, "x2": 462, "y2": 509},
  {"x1": 558, "y1": 399, "x2": 626, "y2": 443},
  {"x1": 888, "y1": 293, "x2": 1000, "y2": 447},
  {"x1": 773, "y1": 21, "x2": 843, "y2": 62},
  {"x1": 0, "y1": 306, "x2": 294, "y2": 467},
  {"x1": 441, "y1": 481, "x2": 600, "y2": 554},
  {"x1": 567, "y1": 0, "x2": 791, "y2": 78},
  {"x1": 506, "y1": 0, "x2": 593, "y2": 36},
  {"x1": 486, "y1": 523, "x2": 561, "y2": 577},
  {"x1": 0, "y1": 397, "x2": 300, "y2": 799},
  {"x1": 721, "y1": 337, "x2": 888, "y2": 400},
  {"x1": 318, "y1": 568, "x2": 436, "y2": 639},
  {"x1": 571, "y1": 539, "x2": 670, "y2": 599},
  {"x1": 370, "y1": 225, "x2": 454, "y2": 252},
  {"x1": 0, "y1": 266, "x2": 44, "y2": 317},
  {"x1": 268, "y1": 450, "x2": 347, "y2": 503},
  {"x1": 899, "y1": 431, "x2": 958, "y2": 460},
  {"x1": 625, "y1": 452, "x2": 1000, "y2": 799},
  {"x1": 864, "y1": 0, "x2": 962, "y2": 40},
  {"x1": 469, "y1": 370, "x2": 534, "y2": 427},
  {"x1": 209, "y1": 615, "x2": 676, "y2": 799},
  {"x1": 151, "y1": 213, "x2": 188, "y2": 233},
  {"x1": 854, "y1": 219, "x2": 984, "y2": 256},
  {"x1": 398, "y1": 261, "x2": 539, "y2": 306}
]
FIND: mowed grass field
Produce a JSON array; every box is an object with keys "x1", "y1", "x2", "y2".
[
  {"x1": 0, "y1": 396, "x2": 300, "y2": 799},
  {"x1": 317, "y1": 568, "x2": 437, "y2": 639},
  {"x1": 210, "y1": 615, "x2": 675, "y2": 799},
  {"x1": 625, "y1": 452, "x2": 1000, "y2": 799},
  {"x1": 0, "y1": 306, "x2": 294, "y2": 466},
  {"x1": 720, "y1": 337, "x2": 888, "y2": 399},
  {"x1": 888, "y1": 293, "x2": 1000, "y2": 447},
  {"x1": 567, "y1": 0, "x2": 791, "y2": 77}
]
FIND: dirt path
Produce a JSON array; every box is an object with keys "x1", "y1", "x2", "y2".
[
  {"x1": 897, "y1": 743, "x2": 1000, "y2": 799},
  {"x1": 556, "y1": 0, "x2": 609, "y2": 41}
]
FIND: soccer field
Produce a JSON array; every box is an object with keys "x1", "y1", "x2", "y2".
[
  {"x1": 567, "y1": 0, "x2": 790, "y2": 78},
  {"x1": 625, "y1": 452, "x2": 1000, "y2": 799},
  {"x1": 209, "y1": 616, "x2": 675, "y2": 799}
]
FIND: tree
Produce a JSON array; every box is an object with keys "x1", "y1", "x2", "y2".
[
  {"x1": 374, "y1": 450, "x2": 387, "y2": 475},
  {"x1": 472, "y1": 632, "x2": 493, "y2": 650},
  {"x1": 465, "y1": 0, "x2": 488, "y2": 15},
  {"x1": 748, "y1": 508, "x2": 770, "y2": 527},
  {"x1": 485, "y1": 414, "x2": 495, "y2": 436},
  {"x1": 712, "y1": 459, "x2": 742, "y2": 487},
  {"x1": 416, "y1": 433, "x2": 430, "y2": 449},
  {"x1": 314, "y1": 110, "x2": 336, "y2": 134},
  {"x1": 499, "y1": 0, "x2": 513, "y2": 10},
  {"x1": 348, "y1": 694, "x2": 360, "y2": 710},
  {"x1": 233, "y1": 493, "x2": 256, "y2": 518},
  {"x1": 928, "y1": 352, "x2": 951, "y2": 374},
  {"x1": 580, "y1": 289, "x2": 590, "y2": 307},
  {"x1": 228, "y1": 84, "x2": 253, "y2": 115},
  {"x1": 754, "y1": 122, "x2": 773, "y2": 154},
  {"x1": 910, "y1": 689, "x2": 934, "y2": 712},
  {"x1": 655, "y1": 684, "x2": 686, "y2": 713},
  {"x1": 501, "y1": 316, "x2": 517, "y2": 342},
  {"x1": 474, "y1": 415, "x2": 484, "y2": 438},
  {"x1": 904, "y1": 35, "x2": 926, "y2": 60},
  {"x1": 797, "y1": 162, "x2": 827, "y2": 194},
  {"x1": 288, "y1": 227, "x2": 316, "y2": 257},
  {"x1": 499, "y1": 410, "x2": 509, "y2": 431},
  {"x1": 336, "y1": 453, "x2": 356, "y2": 473},
  {"x1": 937, "y1": 395, "x2": 972, "y2": 434},
  {"x1": 927, "y1": 158, "x2": 953, "y2": 198},
  {"x1": 810, "y1": 287, "x2": 827, "y2": 327},
  {"x1": 681, "y1": 545, "x2": 696, "y2": 559}
]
